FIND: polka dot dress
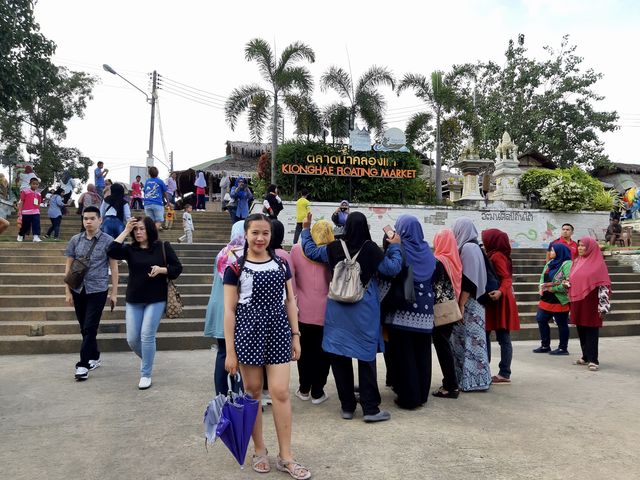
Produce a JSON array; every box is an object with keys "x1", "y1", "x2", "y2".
[{"x1": 234, "y1": 261, "x2": 292, "y2": 365}]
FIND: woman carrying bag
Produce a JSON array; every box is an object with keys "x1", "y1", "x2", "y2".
[{"x1": 107, "y1": 217, "x2": 183, "y2": 389}]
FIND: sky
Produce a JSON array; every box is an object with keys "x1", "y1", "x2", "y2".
[{"x1": 14, "y1": 0, "x2": 640, "y2": 184}]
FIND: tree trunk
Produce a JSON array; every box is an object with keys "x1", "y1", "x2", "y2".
[
  {"x1": 435, "y1": 108, "x2": 442, "y2": 203},
  {"x1": 271, "y1": 94, "x2": 278, "y2": 184}
]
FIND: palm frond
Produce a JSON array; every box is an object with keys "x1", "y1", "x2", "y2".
[
  {"x1": 276, "y1": 42, "x2": 315, "y2": 77},
  {"x1": 356, "y1": 65, "x2": 395, "y2": 94},
  {"x1": 225, "y1": 84, "x2": 267, "y2": 130},
  {"x1": 322, "y1": 102, "x2": 350, "y2": 140},
  {"x1": 245, "y1": 38, "x2": 275, "y2": 82},
  {"x1": 355, "y1": 89, "x2": 386, "y2": 132},
  {"x1": 284, "y1": 93, "x2": 323, "y2": 137},
  {"x1": 320, "y1": 66, "x2": 353, "y2": 103},
  {"x1": 247, "y1": 92, "x2": 271, "y2": 142},
  {"x1": 397, "y1": 73, "x2": 431, "y2": 99},
  {"x1": 405, "y1": 111, "x2": 434, "y2": 147},
  {"x1": 277, "y1": 66, "x2": 314, "y2": 93}
]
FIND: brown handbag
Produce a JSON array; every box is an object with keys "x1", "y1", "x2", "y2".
[
  {"x1": 161, "y1": 241, "x2": 183, "y2": 318},
  {"x1": 434, "y1": 299, "x2": 463, "y2": 327}
]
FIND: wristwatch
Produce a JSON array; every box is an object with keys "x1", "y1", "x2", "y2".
[{"x1": 291, "y1": 331, "x2": 301, "y2": 337}]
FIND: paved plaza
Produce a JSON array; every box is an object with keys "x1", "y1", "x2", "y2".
[{"x1": 1, "y1": 337, "x2": 639, "y2": 480}]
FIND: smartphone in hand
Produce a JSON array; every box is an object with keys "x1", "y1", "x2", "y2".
[
  {"x1": 383, "y1": 225, "x2": 395, "y2": 239},
  {"x1": 110, "y1": 300, "x2": 115, "y2": 312}
]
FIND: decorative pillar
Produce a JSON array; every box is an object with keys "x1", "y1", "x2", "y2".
[
  {"x1": 453, "y1": 139, "x2": 494, "y2": 206},
  {"x1": 490, "y1": 131, "x2": 526, "y2": 204}
]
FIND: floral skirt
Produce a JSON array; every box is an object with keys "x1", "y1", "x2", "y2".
[{"x1": 451, "y1": 298, "x2": 491, "y2": 391}]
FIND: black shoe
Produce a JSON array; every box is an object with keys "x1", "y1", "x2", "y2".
[
  {"x1": 549, "y1": 348, "x2": 569, "y2": 356},
  {"x1": 432, "y1": 387, "x2": 460, "y2": 399},
  {"x1": 533, "y1": 346, "x2": 551, "y2": 353}
]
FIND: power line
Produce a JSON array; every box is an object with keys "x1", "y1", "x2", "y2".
[
  {"x1": 158, "y1": 75, "x2": 228, "y2": 101},
  {"x1": 158, "y1": 82, "x2": 226, "y2": 106},
  {"x1": 159, "y1": 87, "x2": 225, "y2": 110}
]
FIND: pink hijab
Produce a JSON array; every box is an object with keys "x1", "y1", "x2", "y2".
[
  {"x1": 433, "y1": 229, "x2": 463, "y2": 300},
  {"x1": 569, "y1": 236, "x2": 611, "y2": 302}
]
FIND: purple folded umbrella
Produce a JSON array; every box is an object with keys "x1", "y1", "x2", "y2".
[{"x1": 215, "y1": 392, "x2": 259, "y2": 466}]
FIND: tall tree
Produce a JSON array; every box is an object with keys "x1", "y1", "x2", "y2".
[
  {"x1": 397, "y1": 71, "x2": 458, "y2": 202},
  {"x1": 322, "y1": 103, "x2": 350, "y2": 145},
  {"x1": 320, "y1": 65, "x2": 395, "y2": 137},
  {"x1": 225, "y1": 38, "x2": 315, "y2": 182},
  {"x1": 449, "y1": 34, "x2": 619, "y2": 169},
  {"x1": 284, "y1": 94, "x2": 323, "y2": 141}
]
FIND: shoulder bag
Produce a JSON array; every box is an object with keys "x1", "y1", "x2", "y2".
[
  {"x1": 433, "y1": 265, "x2": 462, "y2": 326},
  {"x1": 161, "y1": 241, "x2": 183, "y2": 318},
  {"x1": 64, "y1": 236, "x2": 98, "y2": 289}
]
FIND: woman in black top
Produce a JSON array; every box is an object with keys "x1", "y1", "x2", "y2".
[{"x1": 108, "y1": 216, "x2": 182, "y2": 390}]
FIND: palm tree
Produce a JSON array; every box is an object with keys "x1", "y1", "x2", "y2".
[
  {"x1": 225, "y1": 38, "x2": 315, "y2": 182},
  {"x1": 397, "y1": 71, "x2": 457, "y2": 202},
  {"x1": 322, "y1": 103, "x2": 350, "y2": 144},
  {"x1": 320, "y1": 65, "x2": 395, "y2": 137},
  {"x1": 284, "y1": 93, "x2": 323, "y2": 141}
]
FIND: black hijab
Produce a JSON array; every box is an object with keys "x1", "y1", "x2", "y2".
[
  {"x1": 326, "y1": 211, "x2": 384, "y2": 285},
  {"x1": 104, "y1": 183, "x2": 126, "y2": 221},
  {"x1": 269, "y1": 219, "x2": 285, "y2": 250}
]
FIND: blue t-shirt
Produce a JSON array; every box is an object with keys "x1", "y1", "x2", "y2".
[
  {"x1": 94, "y1": 168, "x2": 105, "y2": 187},
  {"x1": 144, "y1": 177, "x2": 167, "y2": 206}
]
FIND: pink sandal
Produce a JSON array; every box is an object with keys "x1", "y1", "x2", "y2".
[{"x1": 276, "y1": 455, "x2": 311, "y2": 480}]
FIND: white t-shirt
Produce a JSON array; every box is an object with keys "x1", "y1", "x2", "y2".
[{"x1": 183, "y1": 211, "x2": 194, "y2": 231}]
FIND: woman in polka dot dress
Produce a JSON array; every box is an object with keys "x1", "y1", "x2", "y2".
[{"x1": 223, "y1": 214, "x2": 310, "y2": 480}]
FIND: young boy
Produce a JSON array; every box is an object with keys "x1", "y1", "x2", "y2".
[
  {"x1": 164, "y1": 204, "x2": 175, "y2": 230},
  {"x1": 17, "y1": 177, "x2": 42, "y2": 242},
  {"x1": 178, "y1": 203, "x2": 194, "y2": 244}
]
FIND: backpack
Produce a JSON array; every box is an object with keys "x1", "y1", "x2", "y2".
[
  {"x1": 478, "y1": 251, "x2": 500, "y2": 306},
  {"x1": 328, "y1": 240, "x2": 367, "y2": 303}
]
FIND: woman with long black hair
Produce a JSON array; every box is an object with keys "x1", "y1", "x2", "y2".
[{"x1": 100, "y1": 183, "x2": 131, "y2": 238}]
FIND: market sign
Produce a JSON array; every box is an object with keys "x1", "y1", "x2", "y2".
[
  {"x1": 349, "y1": 127, "x2": 371, "y2": 152},
  {"x1": 373, "y1": 127, "x2": 409, "y2": 152},
  {"x1": 281, "y1": 154, "x2": 417, "y2": 178}
]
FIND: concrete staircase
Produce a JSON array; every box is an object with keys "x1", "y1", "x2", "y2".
[{"x1": 0, "y1": 218, "x2": 639, "y2": 353}]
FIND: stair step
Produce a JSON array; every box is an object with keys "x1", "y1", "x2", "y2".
[
  {"x1": 0, "y1": 318, "x2": 205, "y2": 336},
  {"x1": 0, "y1": 305, "x2": 208, "y2": 321},
  {"x1": 0, "y1": 294, "x2": 212, "y2": 308},
  {"x1": 511, "y1": 320, "x2": 640, "y2": 341}
]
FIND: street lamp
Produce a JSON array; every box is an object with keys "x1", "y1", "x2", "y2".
[{"x1": 103, "y1": 64, "x2": 157, "y2": 167}]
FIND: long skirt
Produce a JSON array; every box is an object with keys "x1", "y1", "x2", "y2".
[{"x1": 451, "y1": 298, "x2": 491, "y2": 391}]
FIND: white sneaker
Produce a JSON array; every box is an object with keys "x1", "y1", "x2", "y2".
[
  {"x1": 75, "y1": 366, "x2": 89, "y2": 381},
  {"x1": 262, "y1": 390, "x2": 273, "y2": 406},
  {"x1": 33, "y1": 235, "x2": 42, "y2": 242},
  {"x1": 138, "y1": 377, "x2": 152, "y2": 389},
  {"x1": 311, "y1": 393, "x2": 329, "y2": 405},
  {"x1": 17, "y1": 235, "x2": 23, "y2": 242},
  {"x1": 295, "y1": 388, "x2": 310, "y2": 401},
  {"x1": 89, "y1": 359, "x2": 102, "y2": 370}
]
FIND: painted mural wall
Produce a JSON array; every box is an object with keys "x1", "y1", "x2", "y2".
[{"x1": 256, "y1": 201, "x2": 610, "y2": 248}]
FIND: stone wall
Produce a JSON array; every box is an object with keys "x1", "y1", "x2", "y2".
[
  {"x1": 256, "y1": 201, "x2": 611, "y2": 248},
  {"x1": 614, "y1": 253, "x2": 640, "y2": 273}
]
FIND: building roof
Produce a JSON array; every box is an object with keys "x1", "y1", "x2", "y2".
[
  {"x1": 518, "y1": 149, "x2": 556, "y2": 169},
  {"x1": 188, "y1": 155, "x2": 258, "y2": 178}
]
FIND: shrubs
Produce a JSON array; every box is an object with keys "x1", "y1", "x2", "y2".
[{"x1": 520, "y1": 167, "x2": 617, "y2": 212}]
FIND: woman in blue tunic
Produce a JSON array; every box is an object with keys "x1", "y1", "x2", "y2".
[
  {"x1": 384, "y1": 215, "x2": 436, "y2": 409},
  {"x1": 301, "y1": 212, "x2": 403, "y2": 422},
  {"x1": 229, "y1": 177, "x2": 253, "y2": 222},
  {"x1": 450, "y1": 217, "x2": 492, "y2": 392}
]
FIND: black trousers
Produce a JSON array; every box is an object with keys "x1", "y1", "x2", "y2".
[
  {"x1": 297, "y1": 323, "x2": 331, "y2": 399},
  {"x1": 387, "y1": 328, "x2": 432, "y2": 409},
  {"x1": 432, "y1": 323, "x2": 459, "y2": 392},
  {"x1": 130, "y1": 198, "x2": 144, "y2": 210},
  {"x1": 576, "y1": 325, "x2": 599, "y2": 365},
  {"x1": 19, "y1": 213, "x2": 41, "y2": 236},
  {"x1": 330, "y1": 353, "x2": 381, "y2": 416},
  {"x1": 293, "y1": 222, "x2": 303, "y2": 245},
  {"x1": 46, "y1": 216, "x2": 62, "y2": 238},
  {"x1": 71, "y1": 289, "x2": 108, "y2": 369}
]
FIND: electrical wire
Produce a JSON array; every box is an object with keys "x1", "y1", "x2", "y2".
[
  {"x1": 155, "y1": 97, "x2": 170, "y2": 167},
  {"x1": 158, "y1": 82, "x2": 226, "y2": 106},
  {"x1": 159, "y1": 86, "x2": 225, "y2": 110},
  {"x1": 158, "y1": 75, "x2": 228, "y2": 101}
]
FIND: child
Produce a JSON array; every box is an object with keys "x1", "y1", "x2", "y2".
[
  {"x1": 17, "y1": 177, "x2": 42, "y2": 242},
  {"x1": 165, "y1": 204, "x2": 175, "y2": 230},
  {"x1": 44, "y1": 187, "x2": 65, "y2": 240},
  {"x1": 178, "y1": 204, "x2": 194, "y2": 244},
  {"x1": 223, "y1": 213, "x2": 310, "y2": 479}
]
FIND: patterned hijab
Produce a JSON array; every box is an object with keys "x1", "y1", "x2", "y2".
[
  {"x1": 215, "y1": 221, "x2": 245, "y2": 278},
  {"x1": 394, "y1": 215, "x2": 435, "y2": 282},
  {"x1": 453, "y1": 217, "x2": 487, "y2": 299},
  {"x1": 433, "y1": 229, "x2": 463, "y2": 300},
  {"x1": 569, "y1": 236, "x2": 611, "y2": 302}
]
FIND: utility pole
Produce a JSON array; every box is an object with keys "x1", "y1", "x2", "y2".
[
  {"x1": 147, "y1": 70, "x2": 157, "y2": 167},
  {"x1": 169, "y1": 151, "x2": 174, "y2": 172}
]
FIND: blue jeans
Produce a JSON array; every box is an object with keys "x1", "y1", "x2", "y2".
[
  {"x1": 100, "y1": 216, "x2": 125, "y2": 238},
  {"x1": 46, "y1": 216, "x2": 62, "y2": 238},
  {"x1": 486, "y1": 329, "x2": 512, "y2": 379},
  {"x1": 144, "y1": 204, "x2": 165, "y2": 223},
  {"x1": 536, "y1": 309, "x2": 570, "y2": 350},
  {"x1": 125, "y1": 302, "x2": 166, "y2": 377}
]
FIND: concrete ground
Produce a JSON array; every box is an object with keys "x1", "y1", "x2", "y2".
[{"x1": 1, "y1": 337, "x2": 639, "y2": 480}]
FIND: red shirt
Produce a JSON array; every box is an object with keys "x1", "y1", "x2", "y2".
[
  {"x1": 20, "y1": 189, "x2": 42, "y2": 215},
  {"x1": 131, "y1": 181, "x2": 143, "y2": 198},
  {"x1": 551, "y1": 237, "x2": 578, "y2": 259}
]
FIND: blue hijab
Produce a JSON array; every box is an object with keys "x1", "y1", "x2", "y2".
[
  {"x1": 394, "y1": 215, "x2": 436, "y2": 282},
  {"x1": 547, "y1": 243, "x2": 572, "y2": 279}
]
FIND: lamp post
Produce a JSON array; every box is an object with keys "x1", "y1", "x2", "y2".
[{"x1": 103, "y1": 64, "x2": 157, "y2": 167}]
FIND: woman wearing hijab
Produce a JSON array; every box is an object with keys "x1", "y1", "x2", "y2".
[
  {"x1": 230, "y1": 177, "x2": 253, "y2": 222},
  {"x1": 194, "y1": 171, "x2": 207, "y2": 211},
  {"x1": 19, "y1": 165, "x2": 38, "y2": 191},
  {"x1": 301, "y1": 212, "x2": 402, "y2": 422},
  {"x1": 384, "y1": 215, "x2": 436, "y2": 410},
  {"x1": 204, "y1": 220, "x2": 245, "y2": 394},
  {"x1": 290, "y1": 220, "x2": 334, "y2": 404},
  {"x1": 567, "y1": 237, "x2": 611, "y2": 371},
  {"x1": 100, "y1": 183, "x2": 131, "y2": 237},
  {"x1": 263, "y1": 184, "x2": 284, "y2": 219},
  {"x1": 331, "y1": 200, "x2": 350, "y2": 237},
  {"x1": 451, "y1": 217, "x2": 491, "y2": 392},
  {"x1": 534, "y1": 243, "x2": 573, "y2": 355},
  {"x1": 481, "y1": 229, "x2": 520, "y2": 384},
  {"x1": 431, "y1": 229, "x2": 462, "y2": 399}
]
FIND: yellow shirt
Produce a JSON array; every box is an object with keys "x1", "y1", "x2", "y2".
[{"x1": 295, "y1": 197, "x2": 311, "y2": 222}]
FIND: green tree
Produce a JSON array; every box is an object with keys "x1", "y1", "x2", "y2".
[
  {"x1": 397, "y1": 71, "x2": 459, "y2": 202},
  {"x1": 225, "y1": 38, "x2": 315, "y2": 183},
  {"x1": 284, "y1": 93, "x2": 323, "y2": 141},
  {"x1": 322, "y1": 103, "x2": 350, "y2": 145},
  {"x1": 450, "y1": 34, "x2": 618, "y2": 169},
  {"x1": 320, "y1": 65, "x2": 395, "y2": 137}
]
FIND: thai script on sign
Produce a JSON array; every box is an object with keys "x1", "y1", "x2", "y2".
[
  {"x1": 480, "y1": 211, "x2": 534, "y2": 222},
  {"x1": 279, "y1": 154, "x2": 417, "y2": 178}
]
